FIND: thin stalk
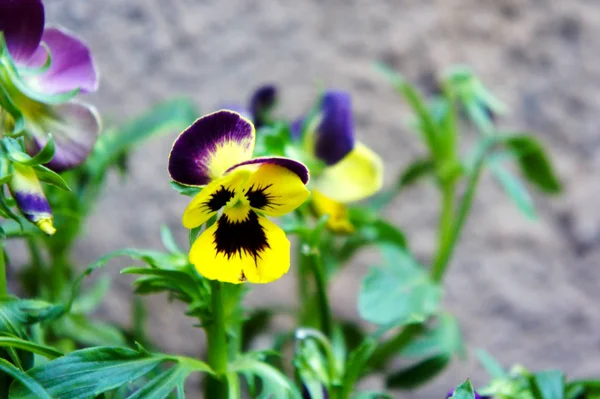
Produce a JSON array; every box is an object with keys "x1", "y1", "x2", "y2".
[
  {"x1": 367, "y1": 324, "x2": 420, "y2": 371},
  {"x1": 0, "y1": 241, "x2": 6, "y2": 297},
  {"x1": 430, "y1": 181, "x2": 456, "y2": 282},
  {"x1": 308, "y1": 251, "x2": 334, "y2": 337},
  {"x1": 204, "y1": 280, "x2": 228, "y2": 398}
]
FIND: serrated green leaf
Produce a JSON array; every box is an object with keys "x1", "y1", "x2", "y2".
[
  {"x1": 358, "y1": 246, "x2": 441, "y2": 326},
  {"x1": 386, "y1": 354, "x2": 450, "y2": 389},
  {"x1": 9, "y1": 346, "x2": 167, "y2": 399},
  {"x1": 503, "y1": 135, "x2": 562, "y2": 194}
]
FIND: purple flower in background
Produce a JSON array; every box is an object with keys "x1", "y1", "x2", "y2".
[
  {"x1": 222, "y1": 84, "x2": 278, "y2": 128},
  {"x1": 446, "y1": 389, "x2": 487, "y2": 399},
  {"x1": 0, "y1": 0, "x2": 100, "y2": 172},
  {"x1": 292, "y1": 90, "x2": 383, "y2": 233}
]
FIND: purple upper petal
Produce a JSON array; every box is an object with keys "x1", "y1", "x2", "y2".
[
  {"x1": 249, "y1": 84, "x2": 277, "y2": 127},
  {"x1": 227, "y1": 156, "x2": 309, "y2": 185},
  {"x1": 314, "y1": 91, "x2": 355, "y2": 165},
  {"x1": 0, "y1": 0, "x2": 45, "y2": 63},
  {"x1": 169, "y1": 110, "x2": 255, "y2": 186},
  {"x1": 25, "y1": 26, "x2": 99, "y2": 94},
  {"x1": 29, "y1": 101, "x2": 101, "y2": 172}
]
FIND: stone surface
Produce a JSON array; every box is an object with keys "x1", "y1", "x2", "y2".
[{"x1": 41, "y1": 0, "x2": 600, "y2": 397}]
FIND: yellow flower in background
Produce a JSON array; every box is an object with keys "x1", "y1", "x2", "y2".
[
  {"x1": 168, "y1": 110, "x2": 310, "y2": 284},
  {"x1": 292, "y1": 90, "x2": 383, "y2": 233}
]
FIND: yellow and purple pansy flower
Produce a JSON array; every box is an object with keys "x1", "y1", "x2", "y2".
[
  {"x1": 292, "y1": 90, "x2": 383, "y2": 233},
  {"x1": 169, "y1": 110, "x2": 310, "y2": 284},
  {"x1": 0, "y1": 0, "x2": 100, "y2": 172}
]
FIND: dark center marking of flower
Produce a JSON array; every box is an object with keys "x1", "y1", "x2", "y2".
[
  {"x1": 246, "y1": 184, "x2": 279, "y2": 210},
  {"x1": 214, "y1": 210, "x2": 269, "y2": 262},
  {"x1": 203, "y1": 186, "x2": 234, "y2": 212}
]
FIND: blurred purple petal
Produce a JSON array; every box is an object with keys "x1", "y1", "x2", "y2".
[
  {"x1": 227, "y1": 156, "x2": 309, "y2": 185},
  {"x1": 314, "y1": 90, "x2": 355, "y2": 165},
  {"x1": 169, "y1": 110, "x2": 255, "y2": 186},
  {"x1": 0, "y1": 0, "x2": 44, "y2": 63},
  {"x1": 219, "y1": 104, "x2": 252, "y2": 121},
  {"x1": 249, "y1": 84, "x2": 277, "y2": 127},
  {"x1": 290, "y1": 117, "x2": 304, "y2": 140},
  {"x1": 26, "y1": 26, "x2": 99, "y2": 94},
  {"x1": 30, "y1": 101, "x2": 101, "y2": 172}
]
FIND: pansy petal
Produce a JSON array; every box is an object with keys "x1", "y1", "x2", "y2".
[
  {"x1": 314, "y1": 142, "x2": 383, "y2": 203},
  {"x1": 168, "y1": 110, "x2": 255, "y2": 186},
  {"x1": 228, "y1": 156, "x2": 309, "y2": 185},
  {"x1": 313, "y1": 90, "x2": 355, "y2": 165},
  {"x1": 26, "y1": 27, "x2": 99, "y2": 94},
  {"x1": 236, "y1": 161, "x2": 310, "y2": 217},
  {"x1": 0, "y1": 0, "x2": 44, "y2": 63},
  {"x1": 182, "y1": 170, "x2": 246, "y2": 229},
  {"x1": 190, "y1": 209, "x2": 290, "y2": 284},
  {"x1": 249, "y1": 84, "x2": 277, "y2": 127},
  {"x1": 29, "y1": 101, "x2": 101, "y2": 172},
  {"x1": 311, "y1": 190, "x2": 354, "y2": 234}
]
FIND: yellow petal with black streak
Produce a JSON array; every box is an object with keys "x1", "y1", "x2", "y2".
[
  {"x1": 241, "y1": 163, "x2": 310, "y2": 217},
  {"x1": 189, "y1": 208, "x2": 290, "y2": 284},
  {"x1": 182, "y1": 170, "x2": 248, "y2": 229},
  {"x1": 311, "y1": 190, "x2": 355, "y2": 234},
  {"x1": 314, "y1": 142, "x2": 383, "y2": 203}
]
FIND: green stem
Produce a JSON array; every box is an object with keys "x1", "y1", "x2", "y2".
[
  {"x1": 204, "y1": 280, "x2": 228, "y2": 398},
  {"x1": 431, "y1": 153, "x2": 487, "y2": 283},
  {"x1": 308, "y1": 252, "x2": 334, "y2": 337},
  {"x1": 0, "y1": 241, "x2": 6, "y2": 298},
  {"x1": 430, "y1": 181, "x2": 456, "y2": 282}
]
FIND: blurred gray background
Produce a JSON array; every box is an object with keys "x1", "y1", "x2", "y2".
[{"x1": 44, "y1": 0, "x2": 600, "y2": 397}]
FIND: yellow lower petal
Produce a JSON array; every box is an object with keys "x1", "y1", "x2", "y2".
[
  {"x1": 189, "y1": 210, "x2": 291, "y2": 284},
  {"x1": 314, "y1": 142, "x2": 383, "y2": 203},
  {"x1": 311, "y1": 190, "x2": 355, "y2": 234}
]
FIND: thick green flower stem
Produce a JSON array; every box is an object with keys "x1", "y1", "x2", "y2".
[
  {"x1": 430, "y1": 182, "x2": 457, "y2": 282},
  {"x1": 309, "y1": 251, "x2": 334, "y2": 337},
  {"x1": 205, "y1": 280, "x2": 229, "y2": 398},
  {"x1": 0, "y1": 240, "x2": 6, "y2": 298}
]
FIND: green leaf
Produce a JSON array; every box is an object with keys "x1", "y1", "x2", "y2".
[
  {"x1": 503, "y1": 135, "x2": 562, "y2": 194},
  {"x1": 9, "y1": 346, "x2": 167, "y2": 399},
  {"x1": 86, "y1": 98, "x2": 197, "y2": 182},
  {"x1": 0, "y1": 84, "x2": 25, "y2": 134},
  {"x1": 490, "y1": 161, "x2": 537, "y2": 220},
  {"x1": 340, "y1": 337, "x2": 378, "y2": 399},
  {"x1": 4, "y1": 136, "x2": 55, "y2": 166},
  {"x1": 386, "y1": 354, "x2": 450, "y2": 389},
  {"x1": 451, "y1": 379, "x2": 477, "y2": 399},
  {"x1": 400, "y1": 313, "x2": 464, "y2": 359},
  {"x1": 0, "y1": 336, "x2": 62, "y2": 359},
  {"x1": 358, "y1": 246, "x2": 441, "y2": 326},
  {"x1": 55, "y1": 314, "x2": 126, "y2": 346},
  {"x1": 32, "y1": 165, "x2": 71, "y2": 191},
  {"x1": 0, "y1": 298, "x2": 65, "y2": 337},
  {"x1": 476, "y1": 349, "x2": 506, "y2": 379},
  {"x1": 169, "y1": 181, "x2": 201, "y2": 197},
  {"x1": 231, "y1": 354, "x2": 301, "y2": 399},
  {"x1": 71, "y1": 275, "x2": 111, "y2": 314},
  {"x1": 532, "y1": 370, "x2": 565, "y2": 399},
  {"x1": 352, "y1": 392, "x2": 393, "y2": 399},
  {"x1": 0, "y1": 358, "x2": 52, "y2": 399},
  {"x1": 338, "y1": 214, "x2": 407, "y2": 262},
  {"x1": 126, "y1": 364, "x2": 190, "y2": 399},
  {"x1": 160, "y1": 225, "x2": 181, "y2": 253},
  {"x1": 375, "y1": 63, "x2": 441, "y2": 158}
]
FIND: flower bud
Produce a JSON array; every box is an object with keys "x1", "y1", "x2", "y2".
[{"x1": 8, "y1": 163, "x2": 55, "y2": 235}]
